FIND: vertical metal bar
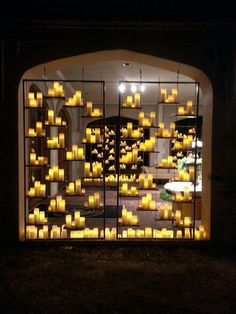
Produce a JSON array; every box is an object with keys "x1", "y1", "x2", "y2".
[
  {"x1": 192, "y1": 81, "x2": 200, "y2": 239},
  {"x1": 116, "y1": 84, "x2": 121, "y2": 239},
  {"x1": 102, "y1": 81, "x2": 106, "y2": 239},
  {"x1": 23, "y1": 80, "x2": 26, "y2": 240}
]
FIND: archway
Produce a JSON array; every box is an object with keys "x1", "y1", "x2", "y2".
[{"x1": 18, "y1": 50, "x2": 213, "y2": 240}]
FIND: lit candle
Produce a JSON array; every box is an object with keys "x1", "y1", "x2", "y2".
[
  {"x1": 48, "y1": 110, "x2": 54, "y2": 125},
  {"x1": 186, "y1": 100, "x2": 193, "y2": 114},
  {"x1": 59, "y1": 133, "x2": 65, "y2": 148},
  {"x1": 160, "y1": 88, "x2": 167, "y2": 102},
  {"x1": 175, "y1": 210, "x2": 181, "y2": 225},
  {"x1": 86, "y1": 101, "x2": 93, "y2": 115},
  {"x1": 134, "y1": 93, "x2": 140, "y2": 107},
  {"x1": 178, "y1": 106, "x2": 185, "y2": 115}
]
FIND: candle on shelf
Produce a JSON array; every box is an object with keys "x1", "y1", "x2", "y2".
[
  {"x1": 28, "y1": 128, "x2": 36, "y2": 137},
  {"x1": 36, "y1": 122, "x2": 43, "y2": 136},
  {"x1": 145, "y1": 227, "x2": 152, "y2": 239},
  {"x1": 158, "y1": 122, "x2": 164, "y2": 137},
  {"x1": 178, "y1": 106, "x2": 185, "y2": 115},
  {"x1": 48, "y1": 110, "x2": 54, "y2": 124},
  {"x1": 169, "y1": 123, "x2": 176, "y2": 137},
  {"x1": 172, "y1": 88, "x2": 178, "y2": 102},
  {"x1": 184, "y1": 228, "x2": 191, "y2": 239},
  {"x1": 186, "y1": 100, "x2": 193, "y2": 114},
  {"x1": 134, "y1": 93, "x2": 140, "y2": 107},
  {"x1": 58, "y1": 133, "x2": 65, "y2": 148},
  {"x1": 29, "y1": 214, "x2": 34, "y2": 224},
  {"x1": 55, "y1": 117, "x2": 62, "y2": 126},
  {"x1": 126, "y1": 96, "x2": 133, "y2": 107},
  {"x1": 176, "y1": 230, "x2": 182, "y2": 238},
  {"x1": 86, "y1": 101, "x2": 93, "y2": 116},
  {"x1": 184, "y1": 216, "x2": 192, "y2": 227},
  {"x1": 175, "y1": 210, "x2": 181, "y2": 225},
  {"x1": 183, "y1": 187, "x2": 190, "y2": 201},
  {"x1": 160, "y1": 88, "x2": 167, "y2": 102}
]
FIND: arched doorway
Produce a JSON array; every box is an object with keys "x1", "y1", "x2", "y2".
[{"x1": 18, "y1": 50, "x2": 213, "y2": 240}]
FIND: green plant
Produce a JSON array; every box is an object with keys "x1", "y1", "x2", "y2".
[{"x1": 159, "y1": 189, "x2": 172, "y2": 202}]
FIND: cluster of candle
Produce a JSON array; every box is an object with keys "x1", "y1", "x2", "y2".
[
  {"x1": 176, "y1": 167, "x2": 194, "y2": 181},
  {"x1": 139, "y1": 137, "x2": 156, "y2": 152},
  {"x1": 119, "y1": 207, "x2": 139, "y2": 225},
  {"x1": 28, "y1": 92, "x2": 43, "y2": 107},
  {"x1": 47, "y1": 133, "x2": 65, "y2": 149},
  {"x1": 175, "y1": 228, "x2": 193, "y2": 239},
  {"x1": 156, "y1": 122, "x2": 177, "y2": 138},
  {"x1": 66, "y1": 211, "x2": 85, "y2": 228},
  {"x1": 85, "y1": 101, "x2": 102, "y2": 117},
  {"x1": 66, "y1": 145, "x2": 84, "y2": 160},
  {"x1": 46, "y1": 166, "x2": 64, "y2": 181},
  {"x1": 103, "y1": 228, "x2": 117, "y2": 240},
  {"x1": 48, "y1": 195, "x2": 65, "y2": 212},
  {"x1": 66, "y1": 179, "x2": 85, "y2": 195},
  {"x1": 28, "y1": 181, "x2": 46, "y2": 197},
  {"x1": 172, "y1": 135, "x2": 193, "y2": 151},
  {"x1": 194, "y1": 224, "x2": 206, "y2": 240},
  {"x1": 119, "y1": 149, "x2": 139, "y2": 164},
  {"x1": 160, "y1": 88, "x2": 178, "y2": 103},
  {"x1": 122, "y1": 93, "x2": 140, "y2": 108},
  {"x1": 159, "y1": 203, "x2": 173, "y2": 219},
  {"x1": 29, "y1": 152, "x2": 48, "y2": 166},
  {"x1": 119, "y1": 227, "x2": 173, "y2": 239},
  {"x1": 178, "y1": 100, "x2": 194, "y2": 115},
  {"x1": 70, "y1": 228, "x2": 99, "y2": 239},
  {"x1": 26, "y1": 225, "x2": 48, "y2": 239},
  {"x1": 84, "y1": 162, "x2": 103, "y2": 177},
  {"x1": 120, "y1": 183, "x2": 138, "y2": 196},
  {"x1": 83, "y1": 128, "x2": 102, "y2": 143},
  {"x1": 28, "y1": 122, "x2": 45, "y2": 137},
  {"x1": 139, "y1": 193, "x2": 157, "y2": 210},
  {"x1": 139, "y1": 174, "x2": 156, "y2": 189},
  {"x1": 158, "y1": 156, "x2": 176, "y2": 168},
  {"x1": 108, "y1": 165, "x2": 116, "y2": 171},
  {"x1": 173, "y1": 187, "x2": 192, "y2": 202},
  {"x1": 105, "y1": 174, "x2": 137, "y2": 183},
  {"x1": 45, "y1": 110, "x2": 66, "y2": 126},
  {"x1": 84, "y1": 192, "x2": 103, "y2": 209},
  {"x1": 139, "y1": 112, "x2": 156, "y2": 127},
  {"x1": 121, "y1": 123, "x2": 143, "y2": 138},
  {"x1": 48, "y1": 82, "x2": 64, "y2": 97},
  {"x1": 65, "y1": 91, "x2": 83, "y2": 107},
  {"x1": 28, "y1": 208, "x2": 47, "y2": 225}
]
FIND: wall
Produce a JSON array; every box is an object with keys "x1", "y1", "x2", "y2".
[{"x1": 1, "y1": 20, "x2": 236, "y2": 245}]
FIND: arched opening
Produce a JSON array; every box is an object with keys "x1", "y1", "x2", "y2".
[{"x1": 18, "y1": 49, "x2": 213, "y2": 241}]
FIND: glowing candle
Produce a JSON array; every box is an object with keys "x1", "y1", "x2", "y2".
[
  {"x1": 59, "y1": 133, "x2": 65, "y2": 148},
  {"x1": 145, "y1": 227, "x2": 152, "y2": 238},
  {"x1": 183, "y1": 187, "x2": 190, "y2": 201},
  {"x1": 175, "y1": 210, "x2": 181, "y2": 225},
  {"x1": 185, "y1": 228, "x2": 191, "y2": 239},
  {"x1": 134, "y1": 93, "x2": 140, "y2": 107},
  {"x1": 30, "y1": 153, "x2": 36, "y2": 165},
  {"x1": 29, "y1": 214, "x2": 34, "y2": 224},
  {"x1": 36, "y1": 122, "x2": 43, "y2": 136},
  {"x1": 55, "y1": 117, "x2": 62, "y2": 126},
  {"x1": 86, "y1": 101, "x2": 93, "y2": 115},
  {"x1": 178, "y1": 106, "x2": 185, "y2": 115},
  {"x1": 48, "y1": 110, "x2": 54, "y2": 124},
  {"x1": 171, "y1": 88, "x2": 177, "y2": 102},
  {"x1": 160, "y1": 88, "x2": 167, "y2": 102},
  {"x1": 184, "y1": 216, "x2": 191, "y2": 227},
  {"x1": 126, "y1": 96, "x2": 133, "y2": 107},
  {"x1": 186, "y1": 100, "x2": 193, "y2": 114},
  {"x1": 176, "y1": 230, "x2": 182, "y2": 238}
]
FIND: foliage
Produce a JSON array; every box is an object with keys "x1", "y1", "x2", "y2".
[{"x1": 159, "y1": 189, "x2": 172, "y2": 202}]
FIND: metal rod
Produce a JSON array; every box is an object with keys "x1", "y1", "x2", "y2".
[{"x1": 192, "y1": 81, "x2": 200, "y2": 239}]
